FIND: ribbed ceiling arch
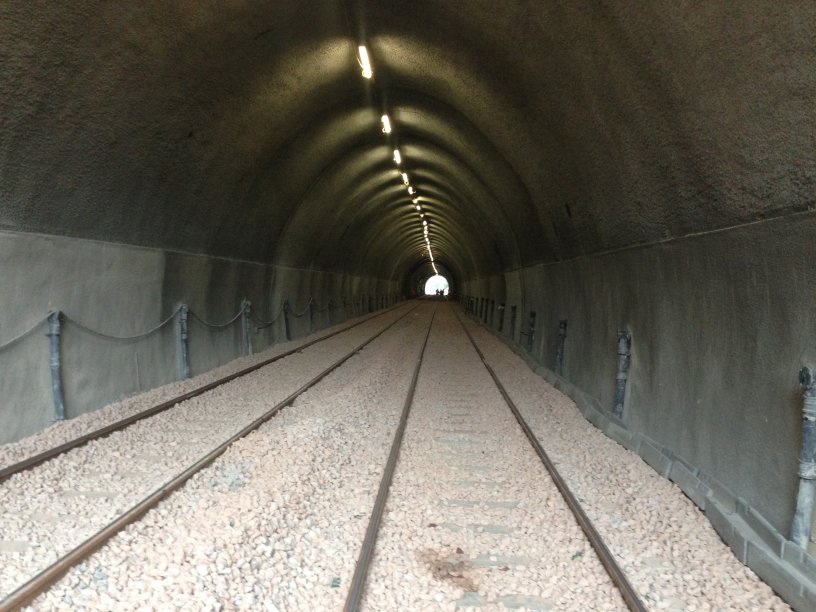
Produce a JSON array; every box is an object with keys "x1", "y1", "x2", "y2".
[{"x1": 1, "y1": 1, "x2": 811, "y2": 288}]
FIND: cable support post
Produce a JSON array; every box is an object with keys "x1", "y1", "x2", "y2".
[
  {"x1": 555, "y1": 319, "x2": 568, "y2": 376},
  {"x1": 46, "y1": 311, "x2": 66, "y2": 421},
  {"x1": 613, "y1": 330, "x2": 632, "y2": 419},
  {"x1": 178, "y1": 304, "x2": 191, "y2": 380},
  {"x1": 792, "y1": 366, "x2": 816, "y2": 547},
  {"x1": 283, "y1": 301, "x2": 291, "y2": 341},
  {"x1": 242, "y1": 299, "x2": 253, "y2": 355}
]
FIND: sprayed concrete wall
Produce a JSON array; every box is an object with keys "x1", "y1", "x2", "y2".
[
  {"x1": 462, "y1": 211, "x2": 816, "y2": 539},
  {"x1": 0, "y1": 230, "x2": 398, "y2": 445}
]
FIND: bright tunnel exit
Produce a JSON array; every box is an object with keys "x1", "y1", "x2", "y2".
[{"x1": 424, "y1": 274, "x2": 449, "y2": 296}]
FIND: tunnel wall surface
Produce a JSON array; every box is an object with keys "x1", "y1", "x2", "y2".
[
  {"x1": 0, "y1": 230, "x2": 397, "y2": 444},
  {"x1": 463, "y1": 212, "x2": 816, "y2": 538}
]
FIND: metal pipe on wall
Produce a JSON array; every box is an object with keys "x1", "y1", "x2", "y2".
[
  {"x1": 612, "y1": 330, "x2": 631, "y2": 418},
  {"x1": 242, "y1": 300, "x2": 253, "y2": 355},
  {"x1": 178, "y1": 304, "x2": 191, "y2": 380},
  {"x1": 46, "y1": 311, "x2": 66, "y2": 421},
  {"x1": 791, "y1": 366, "x2": 816, "y2": 548},
  {"x1": 283, "y1": 301, "x2": 291, "y2": 341},
  {"x1": 555, "y1": 319, "x2": 567, "y2": 376},
  {"x1": 527, "y1": 311, "x2": 536, "y2": 352}
]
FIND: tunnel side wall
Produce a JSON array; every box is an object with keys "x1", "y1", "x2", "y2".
[
  {"x1": 463, "y1": 212, "x2": 816, "y2": 538},
  {"x1": 0, "y1": 230, "x2": 398, "y2": 445}
]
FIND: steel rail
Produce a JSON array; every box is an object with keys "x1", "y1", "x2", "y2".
[
  {"x1": 343, "y1": 308, "x2": 437, "y2": 612},
  {"x1": 0, "y1": 303, "x2": 424, "y2": 612},
  {"x1": 455, "y1": 310, "x2": 647, "y2": 612},
  {"x1": 0, "y1": 302, "x2": 412, "y2": 485}
]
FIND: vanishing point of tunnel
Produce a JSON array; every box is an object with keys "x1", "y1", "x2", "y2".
[{"x1": 1, "y1": 2, "x2": 815, "y2": 609}]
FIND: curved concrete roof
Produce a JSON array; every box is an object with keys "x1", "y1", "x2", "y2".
[{"x1": 2, "y1": 1, "x2": 814, "y2": 285}]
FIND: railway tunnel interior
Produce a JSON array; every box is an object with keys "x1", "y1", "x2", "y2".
[{"x1": 1, "y1": 0, "x2": 815, "y2": 595}]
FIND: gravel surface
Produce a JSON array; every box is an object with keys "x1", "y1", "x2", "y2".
[
  {"x1": 0, "y1": 307, "x2": 407, "y2": 471},
  {"x1": 2, "y1": 302, "x2": 792, "y2": 610},
  {"x1": 21, "y1": 306, "x2": 434, "y2": 611},
  {"x1": 363, "y1": 305, "x2": 625, "y2": 611},
  {"x1": 462, "y1": 314, "x2": 790, "y2": 611},
  {"x1": 0, "y1": 305, "x2": 414, "y2": 604}
]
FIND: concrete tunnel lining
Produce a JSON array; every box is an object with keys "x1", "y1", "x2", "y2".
[{"x1": 1, "y1": 0, "x2": 816, "y2": 603}]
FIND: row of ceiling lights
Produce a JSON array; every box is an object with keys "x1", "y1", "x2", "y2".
[{"x1": 358, "y1": 45, "x2": 439, "y2": 276}]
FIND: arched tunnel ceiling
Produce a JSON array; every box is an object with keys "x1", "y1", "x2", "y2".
[{"x1": 1, "y1": 2, "x2": 814, "y2": 285}]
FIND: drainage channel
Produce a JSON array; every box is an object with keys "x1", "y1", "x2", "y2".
[
  {"x1": 0, "y1": 302, "x2": 412, "y2": 484},
  {"x1": 0, "y1": 303, "x2": 420, "y2": 611}
]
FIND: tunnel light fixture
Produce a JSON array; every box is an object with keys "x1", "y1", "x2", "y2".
[
  {"x1": 402, "y1": 173, "x2": 410, "y2": 185},
  {"x1": 407, "y1": 186, "x2": 415, "y2": 195},
  {"x1": 393, "y1": 149, "x2": 401, "y2": 165},
  {"x1": 423, "y1": 220, "x2": 427, "y2": 226},
  {"x1": 412, "y1": 197, "x2": 419, "y2": 204},
  {"x1": 381, "y1": 114, "x2": 391, "y2": 134},
  {"x1": 420, "y1": 213, "x2": 424, "y2": 217},
  {"x1": 358, "y1": 46, "x2": 373, "y2": 79},
  {"x1": 415, "y1": 204, "x2": 421, "y2": 211}
]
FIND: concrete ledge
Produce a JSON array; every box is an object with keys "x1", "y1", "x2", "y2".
[
  {"x1": 584, "y1": 405, "x2": 610, "y2": 432},
  {"x1": 638, "y1": 440, "x2": 673, "y2": 478},
  {"x1": 783, "y1": 540, "x2": 816, "y2": 580},
  {"x1": 748, "y1": 541, "x2": 816, "y2": 611},
  {"x1": 462, "y1": 307, "x2": 816, "y2": 610},
  {"x1": 698, "y1": 472, "x2": 738, "y2": 513},
  {"x1": 706, "y1": 499, "x2": 748, "y2": 562},
  {"x1": 740, "y1": 503, "x2": 786, "y2": 557},
  {"x1": 668, "y1": 461, "x2": 711, "y2": 510},
  {"x1": 604, "y1": 419, "x2": 638, "y2": 451}
]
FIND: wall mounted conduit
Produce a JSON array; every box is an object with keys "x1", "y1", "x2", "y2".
[
  {"x1": 46, "y1": 311, "x2": 65, "y2": 422},
  {"x1": 792, "y1": 366, "x2": 816, "y2": 548},
  {"x1": 555, "y1": 319, "x2": 567, "y2": 376},
  {"x1": 613, "y1": 330, "x2": 632, "y2": 419}
]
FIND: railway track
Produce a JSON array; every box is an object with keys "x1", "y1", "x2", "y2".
[
  {"x1": 3, "y1": 301, "x2": 786, "y2": 610},
  {"x1": 343, "y1": 305, "x2": 647, "y2": 611},
  {"x1": 0, "y1": 303, "x2": 409, "y2": 482},
  {"x1": 0, "y1": 303, "x2": 420, "y2": 610}
]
